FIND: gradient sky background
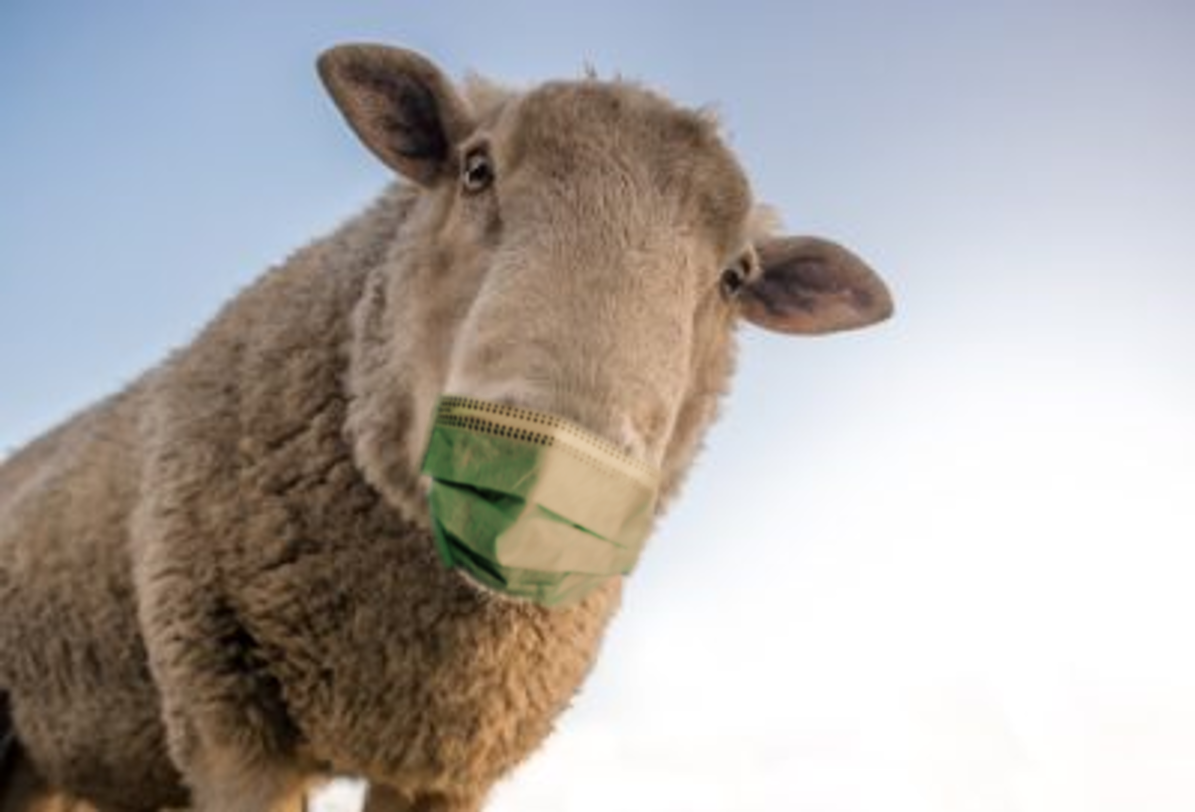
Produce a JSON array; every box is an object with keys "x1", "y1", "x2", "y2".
[{"x1": 3, "y1": 2, "x2": 1195, "y2": 811}]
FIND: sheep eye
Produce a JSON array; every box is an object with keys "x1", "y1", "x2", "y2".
[
  {"x1": 461, "y1": 147, "x2": 494, "y2": 193},
  {"x1": 720, "y1": 260, "x2": 748, "y2": 298}
]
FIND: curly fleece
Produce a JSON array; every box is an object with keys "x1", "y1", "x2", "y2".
[{"x1": 0, "y1": 74, "x2": 747, "y2": 810}]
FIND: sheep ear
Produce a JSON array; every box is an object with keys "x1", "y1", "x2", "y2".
[
  {"x1": 738, "y1": 236, "x2": 893, "y2": 334},
  {"x1": 317, "y1": 44, "x2": 473, "y2": 186}
]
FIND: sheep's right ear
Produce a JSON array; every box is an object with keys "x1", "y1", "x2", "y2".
[
  {"x1": 317, "y1": 44, "x2": 474, "y2": 186},
  {"x1": 738, "y1": 236, "x2": 893, "y2": 334}
]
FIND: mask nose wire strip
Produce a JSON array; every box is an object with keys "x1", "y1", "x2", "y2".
[{"x1": 436, "y1": 396, "x2": 660, "y2": 489}]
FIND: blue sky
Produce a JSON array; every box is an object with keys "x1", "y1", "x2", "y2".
[{"x1": 3, "y1": 3, "x2": 1195, "y2": 811}]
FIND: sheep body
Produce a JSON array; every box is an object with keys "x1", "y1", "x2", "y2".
[
  {"x1": 0, "y1": 45, "x2": 892, "y2": 812},
  {"x1": 0, "y1": 379, "x2": 186, "y2": 808},
  {"x1": 0, "y1": 188, "x2": 634, "y2": 810}
]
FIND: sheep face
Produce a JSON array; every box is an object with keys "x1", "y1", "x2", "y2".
[
  {"x1": 432, "y1": 78, "x2": 756, "y2": 472},
  {"x1": 320, "y1": 44, "x2": 894, "y2": 525}
]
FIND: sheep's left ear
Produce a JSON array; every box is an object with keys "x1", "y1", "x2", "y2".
[{"x1": 738, "y1": 236, "x2": 894, "y2": 334}]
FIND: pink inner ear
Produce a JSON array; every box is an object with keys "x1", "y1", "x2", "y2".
[{"x1": 742, "y1": 237, "x2": 893, "y2": 335}]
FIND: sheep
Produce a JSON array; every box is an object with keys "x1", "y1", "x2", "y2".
[{"x1": 0, "y1": 44, "x2": 893, "y2": 812}]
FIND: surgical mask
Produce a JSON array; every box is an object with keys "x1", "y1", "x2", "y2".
[{"x1": 420, "y1": 395, "x2": 661, "y2": 608}]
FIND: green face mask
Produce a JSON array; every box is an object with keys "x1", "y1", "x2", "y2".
[{"x1": 420, "y1": 395, "x2": 661, "y2": 608}]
